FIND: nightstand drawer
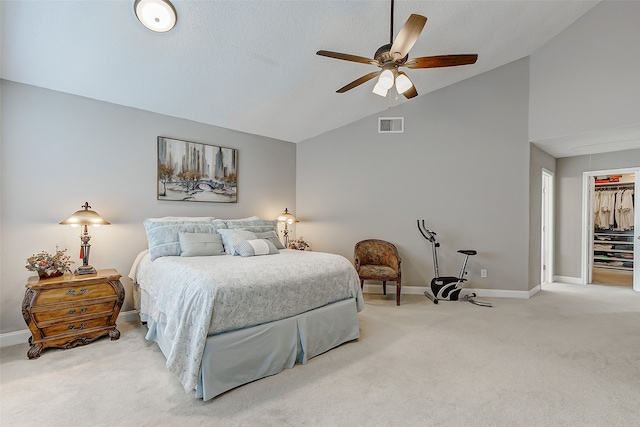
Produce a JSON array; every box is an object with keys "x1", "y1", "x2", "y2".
[
  {"x1": 35, "y1": 282, "x2": 116, "y2": 305},
  {"x1": 40, "y1": 316, "x2": 111, "y2": 338},
  {"x1": 32, "y1": 301, "x2": 117, "y2": 323}
]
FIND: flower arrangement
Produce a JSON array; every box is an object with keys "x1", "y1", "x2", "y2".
[
  {"x1": 25, "y1": 248, "x2": 74, "y2": 278},
  {"x1": 289, "y1": 237, "x2": 310, "y2": 251}
]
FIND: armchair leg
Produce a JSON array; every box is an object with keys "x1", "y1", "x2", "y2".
[
  {"x1": 396, "y1": 281, "x2": 401, "y2": 306},
  {"x1": 360, "y1": 280, "x2": 364, "y2": 290},
  {"x1": 382, "y1": 281, "x2": 387, "y2": 295}
]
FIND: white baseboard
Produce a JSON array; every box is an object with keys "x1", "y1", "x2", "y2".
[
  {"x1": 363, "y1": 284, "x2": 539, "y2": 299},
  {"x1": 553, "y1": 275, "x2": 583, "y2": 285},
  {"x1": 0, "y1": 310, "x2": 140, "y2": 348}
]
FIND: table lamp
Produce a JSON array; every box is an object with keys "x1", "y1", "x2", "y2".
[
  {"x1": 277, "y1": 208, "x2": 298, "y2": 248},
  {"x1": 60, "y1": 202, "x2": 110, "y2": 275}
]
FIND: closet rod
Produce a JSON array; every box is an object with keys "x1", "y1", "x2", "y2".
[{"x1": 594, "y1": 182, "x2": 635, "y2": 190}]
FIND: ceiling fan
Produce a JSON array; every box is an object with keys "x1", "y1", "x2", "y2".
[{"x1": 316, "y1": 0, "x2": 478, "y2": 99}]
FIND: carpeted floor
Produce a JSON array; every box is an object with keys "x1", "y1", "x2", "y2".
[{"x1": 2, "y1": 283, "x2": 640, "y2": 426}]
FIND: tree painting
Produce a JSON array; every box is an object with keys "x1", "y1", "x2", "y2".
[{"x1": 157, "y1": 137, "x2": 238, "y2": 203}]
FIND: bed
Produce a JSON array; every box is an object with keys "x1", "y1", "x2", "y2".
[{"x1": 130, "y1": 216, "x2": 363, "y2": 401}]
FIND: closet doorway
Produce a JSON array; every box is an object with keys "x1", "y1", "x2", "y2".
[{"x1": 582, "y1": 168, "x2": 639, "y2": 291}]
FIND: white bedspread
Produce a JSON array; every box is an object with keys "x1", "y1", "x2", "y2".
[{"x1": 135, "y1": 249, "x2": 363, "y2": 392}]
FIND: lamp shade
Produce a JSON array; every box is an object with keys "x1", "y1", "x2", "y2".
[
  {"x1": 277, "y1": 208, "x2": 297, "y2": 224},
  {"x1": 60, "y1": 203, "x2": 110, "y2": 227},
  {"x1": 378, "y1": 69, "x2": 394, "y2": 90},
  {"x1": 395, "y1": 73, "x2": 413, "y2": 94},
  {"x1": 372, "y1": 81, "x2": 389, "y2": 97},
  {"x1": 134, "y1": 0, "x2": 177, "y2": 32}
]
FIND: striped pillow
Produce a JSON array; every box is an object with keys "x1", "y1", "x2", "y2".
[{"x1": 234, "y1": 239, "x2": 279, "y2": 257}]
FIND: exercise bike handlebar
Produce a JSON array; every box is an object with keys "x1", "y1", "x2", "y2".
[{"x1": 417, "y1": 219, "x2": 437, "y2": 243}]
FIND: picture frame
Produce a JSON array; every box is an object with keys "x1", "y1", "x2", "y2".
[{"x1": 157, "y1": 136, "x2": 238, "y2": 203}]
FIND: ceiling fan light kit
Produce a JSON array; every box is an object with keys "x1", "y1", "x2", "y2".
[
  {"x1": 134, "y1": 0, "x2": 177, "y2": 33},
  {"x1": 317, "y1": 0, "x2": 478, "y2": 99},
  {"x1": 378, "y1": 68, "x2": 395, "y2": 90},
  {"x1": 395, "y1": 73, "x2": 413, "y2": 94},
  {"x1": 372, "y1": 82, "x2": 389, "y2": 97}
]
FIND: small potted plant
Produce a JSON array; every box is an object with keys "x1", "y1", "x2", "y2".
[
  {"x1": 25, "y1": 248, "x2": 74, "y2": 279},
  {"x1": 289, "y1": 237, "x2": 310, "y2": 251}
]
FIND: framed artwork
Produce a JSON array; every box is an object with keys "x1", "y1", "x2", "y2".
[{"x1": 157, "y1": 137, "x2": 238, "y2": 203}]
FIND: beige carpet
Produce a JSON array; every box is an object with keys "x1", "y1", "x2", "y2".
[{"x1": 2, "y1": 283, "x2": 640, "y2": 426}]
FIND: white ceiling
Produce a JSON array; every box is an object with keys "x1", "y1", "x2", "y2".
[{"x1": 1, "y1": 0, "x2": 602, "y2": 145}]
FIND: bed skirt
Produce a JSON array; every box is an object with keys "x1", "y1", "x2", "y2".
[{"x1": 145, "y1": 297, "x2": 360, "y2": 401}]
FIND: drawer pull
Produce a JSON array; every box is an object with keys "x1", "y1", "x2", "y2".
[
  {"x1": 67, "y1": 322, "x2": 88, "y2": 331},
  {"x1": 67, "y1": 308, "x2": 88, "y2": 315},
  {"x1": 66, "y1": 288, "x2": 89, "y2": 296}
]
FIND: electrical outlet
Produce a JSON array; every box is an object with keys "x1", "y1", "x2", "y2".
[{"x1": 481, "y1": 269, "x2": 487, "y2": 278}]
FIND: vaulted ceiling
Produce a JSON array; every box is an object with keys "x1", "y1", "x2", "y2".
[{"x1": 2, "y1": 1, "x2": 600, "y2": 144}]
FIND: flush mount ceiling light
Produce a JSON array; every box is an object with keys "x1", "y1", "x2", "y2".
[{"x1": 134, "y1": 0, "x2": 177, "y2": 33}]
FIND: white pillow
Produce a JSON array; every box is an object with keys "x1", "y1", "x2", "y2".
[
  {"x1": 217, "y1": 229, "x2": 257, "y2": 255},
  {"x1": 234, "y1": 239, "x2": 279, "y2": 257},
  {"x1": 225, "y1": 218, "x2": 278, "y2": 233},
  {"x1": 145, "y1": 216, "x2": 215, "y2": 222},
  {"x1": 179, "y1": 232, "x2": 225, "y2": 257}
]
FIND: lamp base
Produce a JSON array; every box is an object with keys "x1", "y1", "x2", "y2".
[{"x1": 75, "y1": 265, "x2": 97, "y2": 275}]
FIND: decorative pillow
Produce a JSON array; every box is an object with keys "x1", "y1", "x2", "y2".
[
  {"x1": 255, "y1": 230, "x2": 285, "y2": 249},
  {"x1": 234, "y1": 239, "x2": 279, "y2": 257},
  {"x1": 143, "y1": 220, "x2": 220, "y2": 260},
  {"x1": 179, "y1": 232, "x2": 225, "y2": 257},
  {"x1": 225, "y1": 218, "x2": 278, "y2": 234},
  {"x1": 217, "y1": 229, "x2": 258, "y2": 255}
]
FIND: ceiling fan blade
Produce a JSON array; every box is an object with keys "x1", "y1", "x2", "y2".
[
  {"x1": 389, "y1": 14, "x2": 427, "y2": 60},
  {"x1": 402, "y1": 85, "x2": 418, "y2": 99},
  {"x1": 336, "y1": 71, "x2": 381, "y2": 93},
  {"x1": 317, "y1": 50, "x2": 380, "y2": 66},
  {"x1": 405, "y1": 54, "x2": 478, "y2": 69}
]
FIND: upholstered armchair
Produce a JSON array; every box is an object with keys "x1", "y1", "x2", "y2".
[{"x1": 354, "y1": 239, "x2": 402, "y2": 305}]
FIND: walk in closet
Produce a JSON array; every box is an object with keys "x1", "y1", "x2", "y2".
[{"x1": 592, "y1": 174, "x2": 635, "y2": 287}]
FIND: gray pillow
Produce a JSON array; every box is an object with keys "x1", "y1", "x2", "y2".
[
  {"x1": 234, "y1": 239, "x2": 279, "y2": 257},
  {"x1": 179, "y1": 232, "x2": 225, "y2": 257},
  {"x1": 255, "y1": 230, "x2": 285, "y2": 249},
  {"x1": 217, "y1": 229, "x2": 258, "y2": 255}
]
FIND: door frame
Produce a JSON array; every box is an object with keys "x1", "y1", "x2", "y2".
[
  {"x1": 541, "y1": 168, "x2": 554, "y2": 285},
  {"x1": 581, "y1": 167, "x2": 640, "y2": 290}
]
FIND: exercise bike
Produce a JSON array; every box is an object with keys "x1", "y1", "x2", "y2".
[{"x1": 417, "y1": 220, "x2": 491, "y2": 307}]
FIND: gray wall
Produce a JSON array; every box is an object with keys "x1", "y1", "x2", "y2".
[
  {"x1": 529, "y1": 1, "x2": 640, "y2": 141},
  {"x1": 297, "y1": 58, "x2": 531, "y2": 293},
  {"x1": 528, "y1": 144, "x2": 556, "y2": 289},
  {"x1": 0, "y1": 80, "x2": 296, "y2": 333},
  {"x1": 555, "y1": 149, "x2": 640, "y2": 279},
  {"x1": 528, "y1": 1, "x2": 640, "y2": 281}
]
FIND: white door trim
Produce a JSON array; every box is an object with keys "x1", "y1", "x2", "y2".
[
  {"x1": 541, "y1": 168, "x2": 554, "y2": 285},
  {"x1": 581, "y1": 167, "x2": 639, "y2": 290}
]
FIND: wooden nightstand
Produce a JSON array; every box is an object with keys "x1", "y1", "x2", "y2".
[{"x1": 22, "y1": 269, "x2": 125, "y2": 359}]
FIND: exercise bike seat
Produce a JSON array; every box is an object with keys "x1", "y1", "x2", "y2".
[{"x1": 457, "y1": 250, "x2": 477, "y2": 256}]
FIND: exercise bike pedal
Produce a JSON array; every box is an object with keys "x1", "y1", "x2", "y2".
[{"x1": 424, "y1": 290, "x2": 438, "y2": 304}]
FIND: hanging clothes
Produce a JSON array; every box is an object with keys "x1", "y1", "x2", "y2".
[
  {"x1": 594, "y1": 187, "x2": 635, "y2": 231},
  {"x1": 617, "y1": 189, "x2": 634, "y2": 231}
]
